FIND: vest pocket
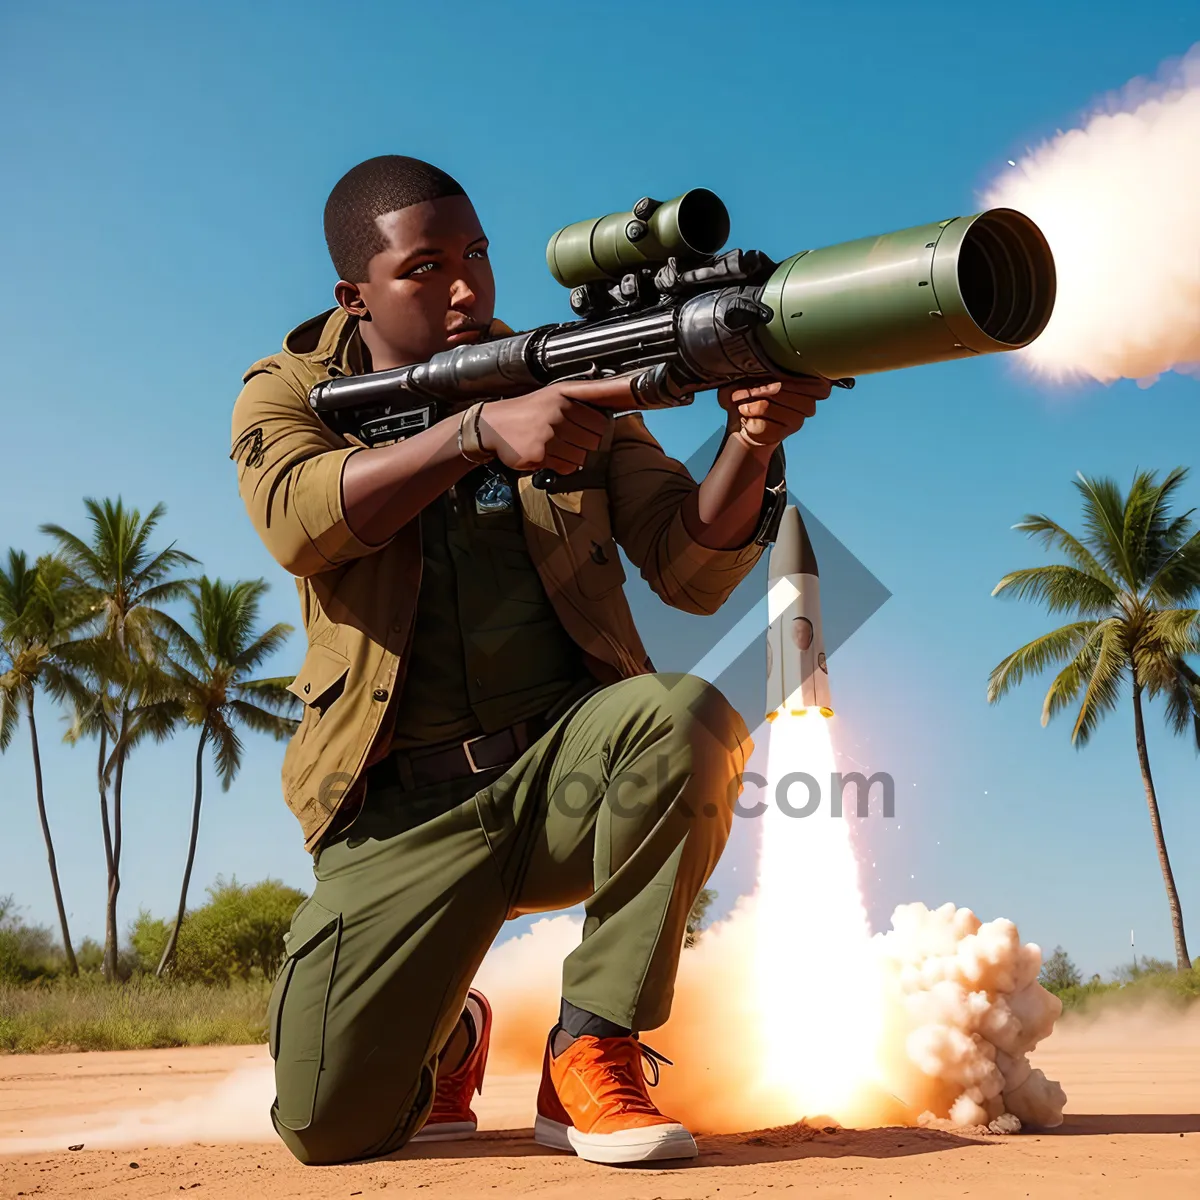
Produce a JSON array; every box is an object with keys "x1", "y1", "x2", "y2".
[{"x1": 269, "y1": 899, "x2": 341, "y2": 1131}]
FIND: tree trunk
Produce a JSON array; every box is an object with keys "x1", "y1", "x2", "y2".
[
  {"x1": 1132, "y1": 684, "x2": 1191, "y2": 970},
  {"x1": 96, "y1": 723, "x2": 116, "y2": 982},
  {"x1": 157, "y1": 726, "x2": 208, "y2": 978},
  {"x1": 103, "y1": 705, "x2": 129, "y2": 982},
  {"x1": 26, "y1": 690, "x2": 78, "y2": 976}
]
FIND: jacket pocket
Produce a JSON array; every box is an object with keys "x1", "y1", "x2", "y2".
[
  {"x1": 573, "y1": 533, "x2": 627, "y2": 599},
  {"x1": 269, "y1": 899, "x2": 342, "y2": 1131},
  {"x1": 558, "y1": 490, "x2": 627, "y2": 600},
  {"x1": 287, "y1": 643, "x2": 351, "y2": 713}
]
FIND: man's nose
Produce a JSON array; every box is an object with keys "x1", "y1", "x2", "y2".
[{"x1": 449, "y1": 276, "x2": 477, "y2": 308}]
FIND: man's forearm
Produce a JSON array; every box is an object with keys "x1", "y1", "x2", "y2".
[
  {"x1": 682, "y1": 424, "x2": 776, "y2": 551},
  {"x1": 341, "y1": 414, "x2": 476, "y2": 546}
]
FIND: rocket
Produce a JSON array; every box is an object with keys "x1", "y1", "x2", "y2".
[{"x1": 765, "y1": 505, "x2": 833, "y2": 720}]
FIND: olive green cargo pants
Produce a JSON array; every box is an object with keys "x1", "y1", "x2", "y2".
[{"x1": 268, "y1": 672, "x2": 749, "y2": 1165}]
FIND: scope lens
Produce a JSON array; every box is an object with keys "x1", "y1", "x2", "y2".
[
  {"x1": 674, "y1": 188, "x2": 732, "y2": 256},
  {"x1": 957, "y1": 210, "x2": 1055, "y2": 346}
]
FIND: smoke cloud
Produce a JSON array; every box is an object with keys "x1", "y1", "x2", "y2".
[
  {"x1": 872, "y1": 902, "x2": 1066, "y2": 1130},
  {"x1": 984, "y1": 44, "x2": 1200, "y2": 386},
  {"x1": 476, "y1": 898, "x2": 1066, "y2": 1133}
]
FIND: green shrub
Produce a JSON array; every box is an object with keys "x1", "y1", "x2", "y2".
[
  {"x1": 1039, "y1": 946, "x2": 1082, "y2": 993},
  {"x1": 75, "y1": 937, "x2": 104, "y2": 974},
  {"x1": 1055, "y1": 960, "x2": 1200, "y2": 1013},
  {"x1": 129, "y1": 910, "x2": 170, "y2": 974},
  {"x1": 158, "y1": 877, "x2": 305, "y2": 985},
  {"x1": 0, "y1": 896, "x2": 65, "y2": 982}
]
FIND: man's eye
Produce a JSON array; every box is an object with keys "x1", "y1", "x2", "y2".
[
  {"x1": 467, "y1": 246, "x2": 488, "y2": 260},
  {"x1": 406, "y1": 262, "x2": 436, "y2": 277}
]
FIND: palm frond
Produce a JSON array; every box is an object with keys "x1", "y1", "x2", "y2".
[
  {"x1": 1073, "y1": 472, "x2": 1137, "y2": 587},
  {"x1": 992, "y1": 565, "x2": 1117, "y2": 615},
  {"x1": 0, "y1": 678, "x2": 20, "y2": 751},
  {"x1": 1138, "y1": 608, "x2": 1200, "y2": 657},
  {"x1": 1040, "y1": 621, "x2": 1107, "y2": 726},
  {"x1": 0, "y1": 549, "x2": 35, "y2": 628},
  {"x1": 38, "y1": 523, "x2": 104, "y2": 583},
  {"x1": 1011, "y1": 514, "x2": 1117, "y2": 584},
  {"x1": 234, "y1": 623, "x2": 294, "y2": 672},
  {"x1": 207, "y1": 713, "x2": 244, "y2": 790},
  {"x1": 168, "y1": 622, "x2": 208, "y2": 677},
  {"x1": 133, "y1": 698, "x2": 186, "y2": 745},
  {"x1": 1146, "y1": 529, "x2": 1200, "y2": 605},
  {"x1": 1158, "y1": 658, "x2": 1200, "y2": 751},
  {"x1": 228, "y1": 697, "x2": 298, "y2": 739},
  {"x1": 1069, "y1": 620, "x2": 1128, "y2": 746},
  {"x1": 138, "y1": 577, "x2": 198, "y2": 606},
  {"x1": 987, "y1": 621, "x2": 1100, "y2": 703}
]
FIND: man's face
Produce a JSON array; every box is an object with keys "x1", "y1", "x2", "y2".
[{"x1": 341, "y1": 194, "x2": 496, "y2": 366}]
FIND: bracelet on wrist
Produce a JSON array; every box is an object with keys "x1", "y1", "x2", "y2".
[{"x1": 457, "y1": 402, "x2": 494, "y2": 465}]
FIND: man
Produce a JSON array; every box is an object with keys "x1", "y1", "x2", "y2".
[{"x1": 232, "y1": 155, "x2": 828, "y2": 1167}]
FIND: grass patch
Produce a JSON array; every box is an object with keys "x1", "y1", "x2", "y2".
[
  {"x1": 0, "y1": 976, "x2": 272, "y2": 1053},
  {"x1": 1054, "y1": 964, "x2": 1200, "y2": 1014}
]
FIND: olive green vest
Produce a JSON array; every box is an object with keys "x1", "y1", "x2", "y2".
[{"x1": 390, "y1": 465, "x2": 590, "y2": 750}]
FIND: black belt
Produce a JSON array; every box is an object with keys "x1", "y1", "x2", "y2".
[{"x1": 369, "y1": 717, "x2": 547, "y2": 792}]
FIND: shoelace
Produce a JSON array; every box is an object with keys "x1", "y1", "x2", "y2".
[
  {"x1": 638, "y1": 1041, "x2": 673, "y2": 1088},
  {"x1": 582, "y1": 1038, "x2": 675, "y2": 1116}
]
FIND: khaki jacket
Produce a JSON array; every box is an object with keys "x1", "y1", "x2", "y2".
[{"x1": 231, "y1": 307, "x2": 764, "y2": 850}]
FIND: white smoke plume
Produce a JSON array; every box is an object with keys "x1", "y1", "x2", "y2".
[
  {"x1": 984, "y1": 44, "x2": 1200, "y2": 386},
  {"x1": 872, "y1": 902, "x2": 1066, "y2": 1130}
]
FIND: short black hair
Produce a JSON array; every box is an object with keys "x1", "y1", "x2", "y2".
[{"x1": 323, "y1": 155, "x2": 466, "y2": 282}]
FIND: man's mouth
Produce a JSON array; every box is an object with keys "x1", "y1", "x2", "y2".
[{"x1": 446, "y1": 324, "x2": 486, "y2": 346}]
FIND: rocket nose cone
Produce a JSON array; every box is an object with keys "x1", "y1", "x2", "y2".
[{"x1": 768, "y1": 504, "x2": 819, "y2": 578}]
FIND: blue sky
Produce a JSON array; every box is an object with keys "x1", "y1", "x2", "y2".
[{"x1": 2, "y1": 0, "x2": 1197, "y2": 978}]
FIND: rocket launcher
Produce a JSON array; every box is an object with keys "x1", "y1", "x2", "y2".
[{"x1": 309, "y1": 188, "x2": 1056, "y2": 489}]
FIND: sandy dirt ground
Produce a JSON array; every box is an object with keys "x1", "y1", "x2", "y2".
[{"x1": 1, "y1": 1009, "x2": 1197, "y2": 1199}]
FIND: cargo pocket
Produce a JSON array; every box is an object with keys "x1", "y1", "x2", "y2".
[{"x1": 269, "y1": 899, "x2": 342, "y2": 1132}]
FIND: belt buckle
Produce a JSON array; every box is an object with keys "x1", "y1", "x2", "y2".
[{"x1": 462, "y1": 732, "x2": 489, "y2": 774}]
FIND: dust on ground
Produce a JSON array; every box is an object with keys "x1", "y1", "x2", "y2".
[{"x1": 1, "y1": 1004, "x2": 1196, "y2": 1198}]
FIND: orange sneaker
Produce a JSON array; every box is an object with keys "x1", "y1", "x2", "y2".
[
  {"x1": 544, "y1": 1033, "x2": 697, "y2": 1164},
  {"x1": 533, "y1": 1033, "x2": 575, "y2": 1152},
  {"x1": 411, "y1": 990, "x2": 492, "y2": 1142}
]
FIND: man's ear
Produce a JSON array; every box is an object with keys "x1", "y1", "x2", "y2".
[{"x1": 334, "y1": 280, "x2": 370, "y2": 320}]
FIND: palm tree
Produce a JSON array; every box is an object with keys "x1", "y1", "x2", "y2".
[
  {"x1": 988, "y1": 468, "x2": 1200, "y2": 971},
  {"x1": 156, "y1": 577, "x2": 297, "y2": 976},
  {"x1": 0, "y1": 552, "x2": 86, "y2": 976},
  {"x1": 43, "y1": 498, "x2": 195, "y2": 980}
]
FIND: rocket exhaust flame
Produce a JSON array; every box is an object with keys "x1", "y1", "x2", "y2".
[{"x1": 750, "y1": 712, "x2": 884, "y2": 1122}]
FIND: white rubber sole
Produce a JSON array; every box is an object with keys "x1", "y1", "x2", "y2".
[
  {"x1": 566, "y1": 1122, "x2": 698, "y2": 1164},
  {"x1": 410, "y1": 1119, "x2": 477, "y2": 1142},
  {"x1": 533, "y1": 1114, "x2": 575, "y2": 1152}
]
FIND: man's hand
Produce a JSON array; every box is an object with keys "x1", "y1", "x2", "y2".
[
  {"x1": 718, "y1": 376, "x2": 832, "y2": 451},
  {"x1": 478, "y1": 376, "x2": 636, "y2": 474}
]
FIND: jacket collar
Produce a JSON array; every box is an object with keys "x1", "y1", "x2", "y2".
[
  {"x1": 282, "y1": 308, "x2": 515, "y2": 379},
  {"x1": 283, "y1": 307, "x2": 363, "y2": 377}
]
